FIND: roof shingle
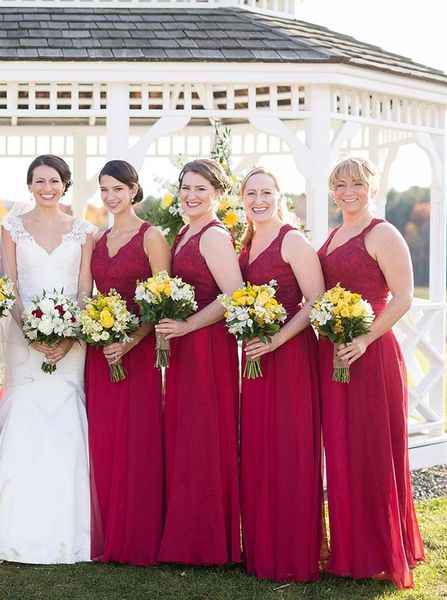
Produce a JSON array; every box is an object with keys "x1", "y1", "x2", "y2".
[{"x1": 0, "y1": 6, "x2": 445, "y2": 85}]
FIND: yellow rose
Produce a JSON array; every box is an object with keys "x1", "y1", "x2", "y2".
[
  {"x1": 99, "y1": 309, "x2": 115, "y2": 329},
  {"x1": 232, "y1": 290, "x2": 243, "y2": 300},
  {"x1": 218, "y1": 199, "x2": 229, "y2": 212},
  {"x1": 340, "y1": 306, "x2": 350, "y2": 318},
  {"x1": 0, "y1": 291, "x2": 4, "y2": 302},
  {"x1": 246, "y1": 296, "x2": 254, "y2": 305},
  {"x1": 148, "y1": 281, "x2": 159, "y2": 294},
  {"x1": 163, "y1": 284, "x2": 172, "y2": 296},
  {"x1": 161, "y1": 194, "x2": 174, "y2": 210}
]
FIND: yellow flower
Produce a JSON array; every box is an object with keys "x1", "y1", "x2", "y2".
[
  {"x1": 246, "y1": 296, "x2": 254, "y2": 305},
  {"x1": 256, "y1": 291, "x2": 270, "y2": 306},
  {"x1": 161, "y1": 194, "x2": 174, "y2": 210},
  {"x1": 0, "y1": 291, "x2": 4, "y2": 302},
  {"x1": 232, "y1": 290, "x2": 243, "y2": 300},
  {"x1": 163, "y1": 284, "x2": 172, "y2": 296},
  {"x1": 340, "y1": 306, "x2": 350, "y2": 318},
  {"x1": 86, "y1": 304, "x2": 98, "y2": 318},
  {"x1": 100, "y1": 309, "x2": 115, "y2": 329},
  {"x1": 0, "y1": 278, "x2": 4, "y2": 286},
  {"x1": 148, "y1": 280, "x2": 159, "y2": 294},
  {"x1": 218, "y1": 199, "x2": 229, "y2": 211},
  {"x1": 351, "y1": 303, "x2": 363, "y2": 318},
  {"x1": 222, "y1": 209, "x2": 238, "y2": 229}
]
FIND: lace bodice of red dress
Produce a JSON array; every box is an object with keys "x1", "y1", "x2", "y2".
[
  {"x1": 318, "y1": 218, "x2": 389, "y2": 312},
  {"x1": 239, "y1": 224, "x2": 303, "y2": 319},
  {"x1": 172, "y1": 220, "x2": 228, "y2": 310},
  {"x1": 91, "y1": 222, "x2": 152, "y2": 313}
]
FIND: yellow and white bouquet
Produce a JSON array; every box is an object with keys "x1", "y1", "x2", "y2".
[
  {"x1": 0, "y1": 275, "x2": 15, "y2": 318},
  {"x1": 135, "y1": 270, "x2": 197, "y2": 368},
  {"x1": 22, "y1": 290, "x2": 81, "y2": 374},
  {"x1": 310, "y1": 283, "x2": 375, "y2": 383},
  {"x1": 80, "y1": 290, "x2": 139, "y2": 382},
  {"x1": 218, "y1": 280, "x2": 287, "y2": 379}
]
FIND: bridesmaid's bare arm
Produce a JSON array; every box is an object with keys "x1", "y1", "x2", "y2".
[
  {"x1": 337, "y1": 222, "x2": 413, "y2": 366},
  {"x1": 144, "y1": 226, "x2": 171, "y2": 275},
  {"x1": 77, "y1": 232, "x2": 95, "y2": 306}
]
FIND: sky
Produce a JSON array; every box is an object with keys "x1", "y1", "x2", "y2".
[{"x1": 1, "y1": 0, "x2": 445, "y2": 205}]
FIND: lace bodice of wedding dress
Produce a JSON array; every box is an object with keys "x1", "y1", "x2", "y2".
[{"x1": 2, "y1": 215, "x2": 95, "y2": 306}]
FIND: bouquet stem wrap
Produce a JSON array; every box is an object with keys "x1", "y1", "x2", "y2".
[
  {"x1": 155, "y1": 330, "x2": 170, "y2": 369},
  {"x1": 110, "y1": 360, "x2": 127, "y2": 383},
  {"x1": 332, "y1": 344, "x2": 350, "y2": 383},
  {"x1": 42, "y1": 355, "x2": 56, "y2": 375},
  {"x1": 244, "y1": 356, "x2": 262, "y2": 379}
]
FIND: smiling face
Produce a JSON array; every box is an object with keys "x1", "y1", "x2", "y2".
[
  {"x1": 332, "y1": 174, "x2": 372, "y2": 215},
  {"x1": 100, "y1": 174, "x2": 137, "y2": 215},
  {"x1": 179, "y1": 171, "x2": 219, "y2": 220},
  {"x1": 242, "y1": 172, "x2": 281, "y2": 224},
  {"x1": 28, "y1": 165, "x2": 66, "y2": 207}
]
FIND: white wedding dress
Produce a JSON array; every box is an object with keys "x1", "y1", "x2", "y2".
[{"x1": 0, "y1": 215, "x2": 93, "y2": 564}]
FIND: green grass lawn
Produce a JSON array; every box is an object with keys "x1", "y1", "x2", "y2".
[{"x1": 1, "y1": 497, "x2": 446, "y2": 600}]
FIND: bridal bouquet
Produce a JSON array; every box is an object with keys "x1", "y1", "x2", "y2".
[
  {"x1": 0, "y1": 275, "x2": 15, "y2": 317},
  {"x1": 135, "y1": 270, "x2": 197, "y2": 368},
  {"x1": 22, "y1": 290, "x2": 81, "y2": 374},
  {"x1": 80, "y1": 290, "x2": 139, "y2": 382},
  {"x1": 218, "y1": 280, "x2": 287, "y2": 379},
  {"x1": 310, "y1": 282, "x2": 375, "y2": 382}
]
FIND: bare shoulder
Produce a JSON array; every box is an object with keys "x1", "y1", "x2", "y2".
[
  {"x1": 144, "y1": 223, "x2": 166, "y2": 242},
  {"x1": 367, "y1": 221, "x2": 407, "y2": 247},
  {"x1": 282, "y1": 227, "x2": 315, "y2": 258},
  {"x1": 201, "y1": 224, "x2": 232, "y2": 246}
]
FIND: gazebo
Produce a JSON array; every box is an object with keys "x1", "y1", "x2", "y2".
[{"x1": 1, "y1": 0, "x2": 446, "y2": 467}]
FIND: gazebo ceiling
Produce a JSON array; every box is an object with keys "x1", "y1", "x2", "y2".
[{"x1": 1, "y1": 6, "x2": 446, "y2": 85}]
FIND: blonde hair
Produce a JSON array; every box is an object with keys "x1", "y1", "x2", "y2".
[
  {"x1": 329, "y1": 157, "x2": 378, "y2": 194},
  {"x1": 240, "y1": 167, "x2": 290, "y2": 247}
]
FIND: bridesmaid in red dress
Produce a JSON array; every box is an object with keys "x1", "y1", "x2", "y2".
[
  {"x1": 318, "y1": 157, "x2": 424, "y2": 588},
  {"x1": 86, "y1": 160, "x2": 170, "y2": 565},
  {"x1": 239, "y1": 167, "x2": 325, "y2": 582},
  {"x1": 156, "y1": 159, "x2": 242, "y2": 565}
]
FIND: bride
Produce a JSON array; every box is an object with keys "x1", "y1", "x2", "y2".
[{"x1": 0, "y1": 155, "x2": 94, "y2": 563}]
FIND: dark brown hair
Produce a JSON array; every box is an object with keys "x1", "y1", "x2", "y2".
[
  {"x1": 27, "y1": 154, "x2": 72, "y2": 196},
  {"x1": 178, "y1": 159, "x2": 231, "y2": 194},
  {"x1": 99, "y1": 160, "x2": 143, "y2": 204}
]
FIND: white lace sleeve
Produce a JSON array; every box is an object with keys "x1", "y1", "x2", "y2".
[
  {"x1": 1, "y1": 216, "x2": 31, "y2": 243},
  {"x1": 66, "y1": 219, "x2": 99, "y2": 245}
]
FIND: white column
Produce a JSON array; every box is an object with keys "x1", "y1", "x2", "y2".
[
  {"x1": 72, "y1": 131, "x2": 98, "y2": 218},
  {"x1": 305, "y1": 85, "x2": 331, "y2": 249},
  {"x1": 415, "y1": 128, "x2": 447, "y2": 440},
  {"x1": 106, "y1": 82, "x2": 130, "y2": 161}
]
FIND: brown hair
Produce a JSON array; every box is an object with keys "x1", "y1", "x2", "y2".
[
  {"x1": 99, "y1": 160, "x2": 143, "y2": 204},
  {"x1": 27, "y1": 154, "x2": 72, "y2": 196},
  {"x1": 178, "y1": 159, "x2": 231, "y2": 194},
  {"x1": 240, "y1": 167, "x2": 288, "y2": 247},
  {"x1": 329, "y1": 157, "x2": 378, "y2": 194}
]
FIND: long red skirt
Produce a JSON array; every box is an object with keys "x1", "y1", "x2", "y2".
[
  {"x1": 319, "y1": 333, "x2": 424, "y2": 589},
  {"x1": 86, "y1": 332, "x2": 163, "y2": 565},
  {"x1": 241, "y1": 328, "x2": 323, "y2": 581},
  {"x1": 158, "y1": 322, "x2": 241, "y2": 565}
]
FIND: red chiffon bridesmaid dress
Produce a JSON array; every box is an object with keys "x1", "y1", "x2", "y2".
[
  {"x1": 318, "y1": 218, "x2": 424, "y2": 589},
  {"x1": 86, "y1": 222, "x2": 163, "y2": 565},
  {"x1": 158, "y1": 220, "x2": 241, "y2": 565},
  {"x1": 239, "y1": 223, "x2": 323, "y2": 582}
]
